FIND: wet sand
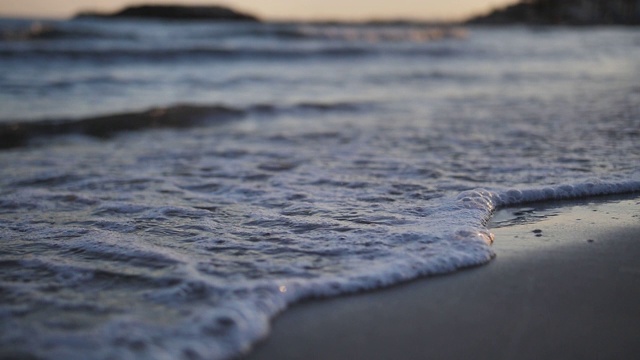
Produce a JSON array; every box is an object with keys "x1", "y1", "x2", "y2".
[{"x1": 245, "y1": 194, "x2": 640, "y2": 360}]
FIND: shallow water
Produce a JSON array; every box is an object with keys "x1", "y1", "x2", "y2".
[{"x1": 1, "y1": 18, "x2": 639, "y2": 359}]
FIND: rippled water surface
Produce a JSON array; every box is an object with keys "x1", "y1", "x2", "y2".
[{"x1": 1, "y1": 19, "x2": 639, "y2": 359}]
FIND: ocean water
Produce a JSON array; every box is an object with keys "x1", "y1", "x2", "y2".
[{"x1": 1, "y1": 17, "x2": 640, "y2": 359}]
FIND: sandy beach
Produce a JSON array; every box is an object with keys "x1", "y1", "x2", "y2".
[{"x1": 245, "y1": 194, "x2": 640, "y2": 360}]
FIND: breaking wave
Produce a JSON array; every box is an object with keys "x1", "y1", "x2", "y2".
[{"x1": 0, "y1": 101, "x2": 373, "y2": 149}]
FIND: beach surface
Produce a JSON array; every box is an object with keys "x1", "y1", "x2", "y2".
[{"x1": 245, "y1": 194, "x2": 640, "y2": 360}]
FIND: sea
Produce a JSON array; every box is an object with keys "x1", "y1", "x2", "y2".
[{"x1": 1, "y1": 17, "x2": 639, "y2": 359}]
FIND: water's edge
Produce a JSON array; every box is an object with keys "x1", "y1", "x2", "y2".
[{"x1": 236, "y1": 179, "x2": 640, "y2": 358}]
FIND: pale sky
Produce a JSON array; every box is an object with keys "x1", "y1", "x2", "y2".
[{"x1": 0, "y1": 0, "x2": 518, "y2": 21}]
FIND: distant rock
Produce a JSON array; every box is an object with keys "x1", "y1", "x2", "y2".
[
  {"x1": 466, "y1": 0, "x2": 640, "y2": 25},
  {"x1": 75, "y1": 4, "x2": 259, "y2": 22}
]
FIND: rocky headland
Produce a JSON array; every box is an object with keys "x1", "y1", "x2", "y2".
[
  {"x1": 467, "y1": 0, "x2": 640, "y2": 25},
  {"x1": 75, "y1": 4, "x2": 259, "y2": 22}
]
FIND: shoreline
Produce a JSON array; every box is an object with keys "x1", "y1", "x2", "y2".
[{"x1": 244, "y1": 194, "x2": 640, "y2": 359}]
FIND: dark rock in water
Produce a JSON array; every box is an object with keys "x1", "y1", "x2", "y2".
[
  {"x1": 76, "y1": 4, "x2": 259, "y2": 22},
  {"x1": 466, "y1": 0, "x2": 640, "y2": 25}
]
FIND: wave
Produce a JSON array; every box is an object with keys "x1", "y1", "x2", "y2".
[
  {"x1": 0, "y1": 44, "x2": 464, "y2": 63},
  {"x1": 0, "y1": 46, "x2": 370, "y2": 61},
  {"x1": 283, "y1": 25, "x2": 467, "y2": 42},
  {"x1": 368, "y1": 70, "x2": 480, "y2": 85},
  {"x1": 202, "y1": 23, "x2": 468, "y2": 43},
  {"x1": 457, "y1": 180, "x2": 640, "y2": 215},
  {"x1": 1, "y1": 176, "x2": 637, "y2": 360},
  {"x1": 0, "y1": 101, "x2": 372, "y2": 149},
  {"x1": 1, "y1": 19, "x2": 466, "y2": 43},
  {"x1": 0, "y1": 20, "x2": 468, "y2": 65},
  {"x1": 0, "y1": 20, "x2": 132, "y2": 41}
]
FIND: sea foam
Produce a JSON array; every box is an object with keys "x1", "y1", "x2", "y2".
[{"x1": 1, "y1": 174, "x2": 638, "y2": 359}]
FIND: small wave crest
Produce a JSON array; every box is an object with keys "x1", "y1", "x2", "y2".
[
  {"x1": 205, "y1": 23, "x2": 468, "y2": 43},
  {"x1": 456, "y1": 179, "x2": 640, "y2": 215},
  {"x1": 493, "y1": 179, "x2": 640, "y2": 206},
  {"x1": 0, "y1": 21, "x2": 126, "y2": 42},
  {"x1": 0, "y1": 104, "x2": 242, "y2": 149},
  {"x1": 0, "y1": 45, "x2": 460, "y2": 62},
  {"x1": 0, "y1": 100, "x2": 372, "y2": 149},
  {"x1": 0, "y1": 46, "x2": 372, "y2": 62},
  {"x1": 1, "y1": 20, "x2": 466, "y2": 44},
  {"x1": 288, "y1": 24, "x2": 467, "y2": 43}
]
